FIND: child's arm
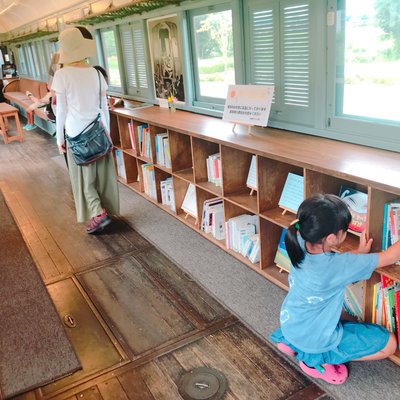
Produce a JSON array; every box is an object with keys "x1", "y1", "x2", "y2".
[{"x1": 377, "y1": 241, "x2": 400, "y2": 268}]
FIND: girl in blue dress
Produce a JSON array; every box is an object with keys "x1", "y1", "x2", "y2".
[{"x1": 270, "y1": 193, "x2": 398, "y2": 384}]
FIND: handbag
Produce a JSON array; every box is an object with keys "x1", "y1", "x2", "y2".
[{"x1": 66, "y1": 70, "x2": 112, "y2": 166}]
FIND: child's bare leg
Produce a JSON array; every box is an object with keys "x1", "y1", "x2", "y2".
[
  {"x1": 27, "y1": 111, "x2": 34, "y2": 125},
  {"x1": 353, "y1": 332, "x2": 397, "y2": 361}
]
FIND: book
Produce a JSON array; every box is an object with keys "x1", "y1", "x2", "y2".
[
  {"x1": 394, "y1": 290, "x2": 400, "y2": 348},
  {"x1": 181, "y1": 183, "x2": 197, "y2": 218},
  {"x1": 343, "y1": 281, "x2": 364, "y2": 320},
  {"x1": 246, "y1": 155, "x2": 257, "y2": 190},
  {"x1": 201, "y1": 198, "x2": 223, "y2": 233},
  {"x1": 274, "y1": 229, "x2": 292, "y2": 272},
  {"x1": 248, "y1": 235, "x2": 260, "y2": 263},
  {"x1": 278, "y1": 173, "x2": 304, "y2": 213},
  {"x1": 128, "y1": 122, "x2": 135, "y2": 150},
  {"x1": 339, "y1": 186, "x2": 368, "y2": 233}
]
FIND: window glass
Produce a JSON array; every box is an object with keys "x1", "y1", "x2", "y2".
[
  {"x1": 336, "y1": 0, "x2": 400, "y2": 122},
  {"x1": 25, "y1": 44, "x2": 37, "y2": 78},
  {"x1": 17, "y1": 46, "x2": 28, "y2": 75},
  {"x1": 192, "y1": 8, "x2": 235, "y2": 99},
  {"x1": 101, "y1": 29, "x2": 121, "y2": 87}
]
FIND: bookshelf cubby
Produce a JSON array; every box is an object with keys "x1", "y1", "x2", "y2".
[{"x1": 110, "y1": 105, "x2": 400, "y2": 366}]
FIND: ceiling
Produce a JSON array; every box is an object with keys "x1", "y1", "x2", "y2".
[{"x1": 0, "y1": 0, "x2": 131, "y2": 34}]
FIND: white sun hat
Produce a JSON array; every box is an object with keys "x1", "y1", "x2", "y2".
[{"x1": 58, "y1": 26, "x2": 96, "y2": 64}]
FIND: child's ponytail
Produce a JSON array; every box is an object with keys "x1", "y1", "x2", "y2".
[
  {"x1": 285, "y1": 193, "x2": 352, "y2": 268},
  {"x1": 285, "y1": 221, "x2": 305, "y2": 268}
]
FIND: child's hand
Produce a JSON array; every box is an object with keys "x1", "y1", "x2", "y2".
[{"x1": 358, "y1": 231, "x2": 373, "y2": 254}]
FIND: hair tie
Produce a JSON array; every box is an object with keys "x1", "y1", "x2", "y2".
[{"x1": 290, "y1": 219, "x2": 300, "y2": 230}]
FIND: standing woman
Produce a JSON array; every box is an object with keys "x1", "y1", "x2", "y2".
[{"x1": 52, "y1": 26, "x2": 119, "y2": 234}]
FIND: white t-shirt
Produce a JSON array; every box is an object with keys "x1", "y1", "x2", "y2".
[{"x1": 51, "y1": 66, "x2": 109, "y2": 146}]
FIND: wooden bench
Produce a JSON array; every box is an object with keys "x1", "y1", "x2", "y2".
[
  {"x1": 0, "y1": 103, "x2": 23, "y2": 144},
  {"x1": 3, "y1": 78, "x2": 55, "y2": 135}
]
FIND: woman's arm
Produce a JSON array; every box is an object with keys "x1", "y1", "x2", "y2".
[
  {"x1": 101, "y1": 91, "x2": 110, "y2": 133},
  {"x1": 55, "y1": 91, "x2": 67, "y2": 149}
]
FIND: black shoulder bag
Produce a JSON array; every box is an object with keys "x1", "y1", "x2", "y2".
[{"x1": 66, "y1": 70, "x2": 112, "y2": 166}]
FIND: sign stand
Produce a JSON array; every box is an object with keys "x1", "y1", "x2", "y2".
[
  {"x1": 276, "y1": 263, "x2": 290, "y2": 274},
  {"x1": 232, "y1": 123, "x2": 253, "y2": 135},
  {"x1": 248, "y1": 186, "x2": 257, "y2": 196},
  {"x1": 279, "y1": 206, "x2": 297, "y2": 215},
  {"x1": 184, "y1": 211, "x2": 198, "y2": 226}
]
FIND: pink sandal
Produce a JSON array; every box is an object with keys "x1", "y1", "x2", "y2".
[
  {"x1": 299, "y1": 362, "x2": 348, "y2": 385},
  {"x1": 277, "y1": 342, "x2": 297, "y2": 357}
]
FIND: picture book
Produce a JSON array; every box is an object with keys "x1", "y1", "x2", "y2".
[
  {"x1": 181, "y1": 183, "x2": 197, "y2": 218},
  {"x1": 246, "y1": 155, "x2": 257, "y2": 190},
  {"x1": 278, "y1": 173, "x2": 304, "y2": 214},
  {"x1": 274, "y1": 229, "x2": 292, "y2": 272},
  {"x1": 339, "y1": 186, "x2": 368, "y2": 233}
]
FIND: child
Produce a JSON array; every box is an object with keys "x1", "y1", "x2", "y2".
[{"x1": 270, "y1": 193, "x2": 398, "y2": 384}]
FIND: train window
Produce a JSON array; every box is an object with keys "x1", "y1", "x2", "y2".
[
  {"x1": 334, "y1": 0, "x2": 400, "y2": 123},
  {"x1": 189, "y1": 4, "x2": 236, "y2": 106},
  {"x1": 100, "y1": 28, "x2": 122, "y2": 89},
  {"x1": 17, "y1": 46, "x2": 28, "y2": 76},
  {"x1": 326, "y1": 0, "x2": 399, "y2": 151}
]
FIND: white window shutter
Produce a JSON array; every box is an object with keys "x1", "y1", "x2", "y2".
[
  {"x1": 249, "y1": 5, "x2": 275, "y2": 86},
  {"x1": 132, "y1": 27, "x2": 148, "y2": 89},
  {"x1": 120, "y1": 26, "x2": 138, "y2": 89},
  {"x1": 120, "y1": 23, "x2": 150, "y2": 98},
  {"x1": 282, "y1": 2, "x2": 310, "y2": 108}
]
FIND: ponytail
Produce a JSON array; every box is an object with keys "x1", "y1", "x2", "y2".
[
  {"x1": 286, "y1": 193, "x2": 352, "y2": 268},
  {"x1": 285, "y1": 222, "x2": 304, "y2": 268}
]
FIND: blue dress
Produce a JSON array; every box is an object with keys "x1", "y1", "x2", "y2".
[{"x1": 270, "y1": 246, "x2": 389, "y2": 366}]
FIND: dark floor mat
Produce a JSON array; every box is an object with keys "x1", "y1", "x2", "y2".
[{"x1": 0, "y1": 190, "x2": 81, "y2": 398}]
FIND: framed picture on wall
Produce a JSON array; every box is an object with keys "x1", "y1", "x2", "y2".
[{"x1": 147, "y1": 14, "x2": 185, "y2": 103}]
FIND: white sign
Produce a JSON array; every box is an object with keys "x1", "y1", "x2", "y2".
[
  {"x1": 223, "y1": 85, "x2": 274, "y2": 127},
  {"x1": 159, "y1": 98, "x2": 169, "y2": 109}
]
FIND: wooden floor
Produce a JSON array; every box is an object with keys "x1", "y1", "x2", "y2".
[{"x1": 0, "y1": 125, "x2": 331, "y2": 400}]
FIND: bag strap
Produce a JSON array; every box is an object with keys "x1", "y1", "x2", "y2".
[{"x1": 96, "y1": 69, "x2": 102, "y2": 110}]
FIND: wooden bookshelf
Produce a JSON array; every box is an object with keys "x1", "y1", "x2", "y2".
[{"x1": 110, "y1": 106, "x2": 400, "y2": 365}]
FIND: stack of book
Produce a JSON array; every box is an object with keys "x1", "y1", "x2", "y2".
[
  {"x1": 372, "y1": 275, "x2": 400, "y2": 347},
  {"x1": 115, "y1": 149, "x2": 126, "y2": 180},
  {"x1": 155, "y1": 133, "x2": 171, "y2": 167},
  {"x1": 241, "y1": 234, "x2": 260, "y2": 263},
  {"x1": 141, "y1": 164, "x2": 156, "y2": 200},
  {"x1": 160, "y1": 177, "x2": 175, "y2": 211},
  {"x1": 206, "y1": 153, "x2": 222, "y2": 187},
  {"x1": 225, "y1": 214, "x2": 259, "y2": 262},
  {"x1": 138, "y1": 124, "x2": 152, "y2": 159},
  {"x1": 382, "y1": 199, "x2": 400, "y2": 251},
  {"x1": 343, "y1": 281, "x2": 364, "y2": 320},
  {"x1": 201, "y1": 198, "x2": 224, "y2": 240}
]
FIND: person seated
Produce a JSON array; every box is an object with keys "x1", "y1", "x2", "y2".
[{"x1": 23, "y1": 89, "x2": 52, "y2": 130}]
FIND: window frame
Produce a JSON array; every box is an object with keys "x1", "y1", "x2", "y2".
[
  {"x1": 325, "y1": 0, "x2": 400, "y2": 152},
  {"x1": 188, "y1": 1, "x2": 244, "y2": 109},
  {"x1": 98, "y1": 26, "x2": 123, "y2": 93},
  {"x1": 119, "y1": 20, "x2": 153, "y2": 100}
]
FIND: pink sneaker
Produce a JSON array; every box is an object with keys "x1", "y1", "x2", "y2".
[
  {"x1": 86, "y1": 209, "x2": 112, "y2": 234},
  {"x1": 299, "y1": 362, "x2": 348, "y2": 385}
]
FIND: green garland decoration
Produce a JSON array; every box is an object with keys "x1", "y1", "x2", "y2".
[
  {"x1": 73, "y1": 0, "x2": 181, "y2": 25},
  {"x1": 5, "y1": 30, "x2": 58, "y2": 44}
]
